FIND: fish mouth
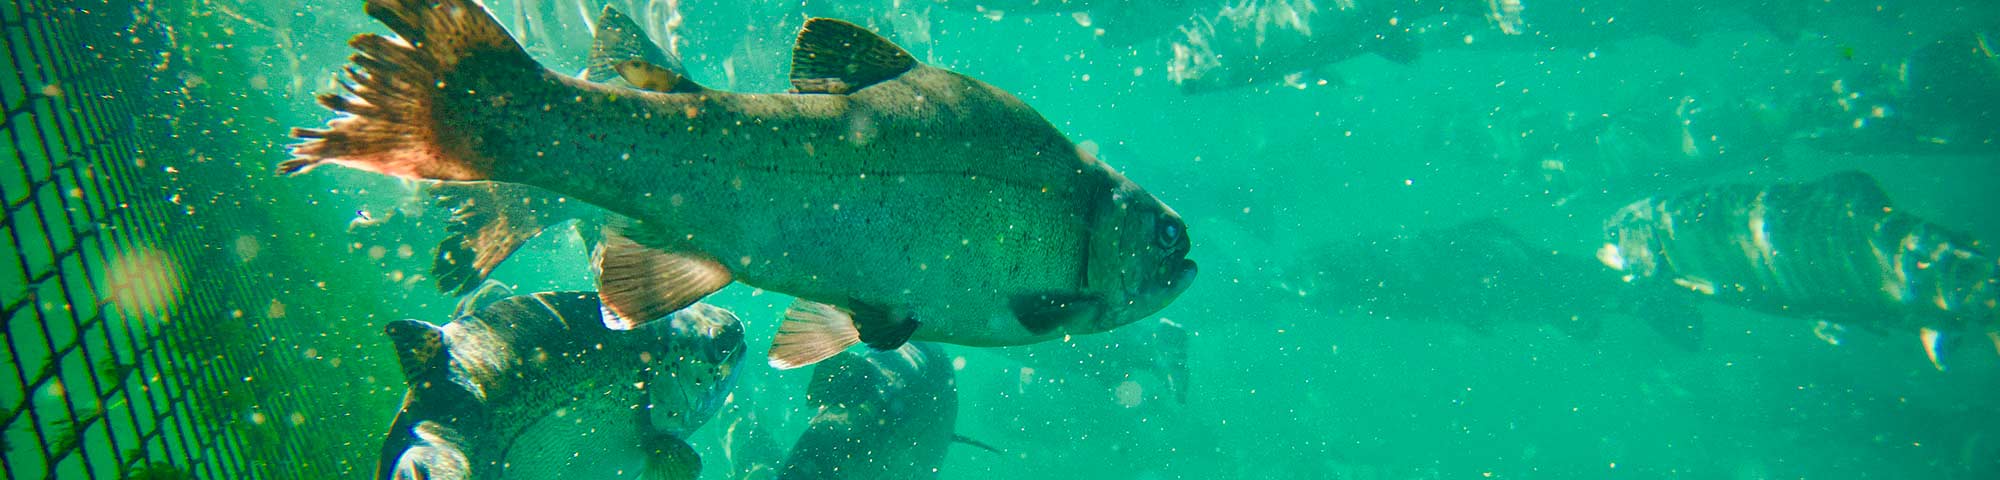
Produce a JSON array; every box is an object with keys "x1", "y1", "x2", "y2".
[{"x1": 1160, "y1": 258, "x2": 1198, "y2": 297}]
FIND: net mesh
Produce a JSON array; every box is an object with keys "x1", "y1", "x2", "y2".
[{"x1": 3, "y1": 0, "x2": 390, "y2": 478}]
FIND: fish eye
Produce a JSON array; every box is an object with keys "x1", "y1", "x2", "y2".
[{"x1": 1156, "y1": 221, "x2": 1180, "y2": 249}]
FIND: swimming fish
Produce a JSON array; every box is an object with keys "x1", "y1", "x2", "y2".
[
  {"x1": 1598, "y1": 171, "x2": 2000, "y2": 370},
  {"x1": 377, "y1": 287, "x2": 746, "y2": 479},
  {"x1": 282, "y1": 0, "x2": 1197, "y2": 370},
  {"x1": 1294, "y1": 219, "x2": 1705, "y2": 350},
  {"x1": 996, "y1": 317, "x2": 1192, "y2": 405},
  {"x1": 1166, "y1": 0, "x2": 1440, "y2": 94},
  {"x1": 779, "y1": 342, "x2": 996, "y2": 479},
  {"x1": 715, "y1": 403, "x2": 786, "y2": 480}
]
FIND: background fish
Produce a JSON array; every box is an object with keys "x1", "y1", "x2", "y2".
[
  {"x1": 995, "y1": 317, "x2": 1192, "y2": 405},
  {"x1": 1599, "y1": 171, "x2": 2000, "y2": 369},
  {"x1": 282, "y1": 0, "x2": 1197, "y2": 369},
  {"x1": 779, "y1": 342, "x2": 992, "y2": 480},
  {"x1": 1294, "y1": 219, "x2": 1706, "y2": 349},
  {"x1": 1166, "y1": 0, "x2": 1478, "y2": 94},
  {"x1": 377, "y1": 289, "x2": 746, "y2": 479}
]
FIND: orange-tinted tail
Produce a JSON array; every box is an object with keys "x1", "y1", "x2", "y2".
[{"x1": 281, "y1": 0, "x2": 537, "y2": 181}]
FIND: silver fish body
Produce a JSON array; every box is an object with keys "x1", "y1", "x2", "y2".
[{"x1": 1599, "y1": 172, "x2": 1999, "y2": 367}]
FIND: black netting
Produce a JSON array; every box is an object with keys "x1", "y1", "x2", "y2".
[{"x1": 3, "y1": 1, "x2": 377, "y2": 478}]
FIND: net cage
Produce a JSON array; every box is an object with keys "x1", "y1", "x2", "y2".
[{"x1": 3, "y1": 0, "x2": 406, "y2": 478}]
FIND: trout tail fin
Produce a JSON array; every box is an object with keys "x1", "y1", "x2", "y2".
[{"x1": 281, "y1": 0, "x2": 538, "y2": 181}]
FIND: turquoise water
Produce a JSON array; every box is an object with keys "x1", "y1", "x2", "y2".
[{"x1": 81, "y1": 0, "x2": 2000, "y2": 478}]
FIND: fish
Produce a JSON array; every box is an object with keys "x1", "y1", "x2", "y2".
[
  {"x1": 996, "y1": 317, "x2": 1192, "y2": 405},
  {"x1": 1902, "y1": 30, "x2": 2000, "y2": 151},
  {"x1": 778, "y1": 342, "x2": 998, "y2": 480},
  {"x1": 1478, "y1": 91, "x2": 1786, "y2": 206},
  {"x1": 376, "y1": 287, "x2": 746, "y2": 479},
  {"x1": 1293, "y1": 219, "x2": 1704, "y2": 350},
  {"x1": 1598, "y1": 171, "x2": 2000, "y2": 370},
  {"x1": 1165, "y1": 0, "x2": 1438, "y2": 94},
  {"x1": 715, "y1": 404, "x2": 786, "y2": 480},
  {"x1": 280, "y1": 0, "x2": 1197, "y2": 369}
]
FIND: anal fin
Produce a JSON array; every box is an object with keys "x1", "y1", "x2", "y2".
[
  {"x1": 593, "y1": 221, "x2": 732, "y2": 329},
  {"x1": 429, "y1": 182, "x2": 581, "y2": 296},
  {"x1": 769, "y1": 300, "x2": 862, "y2": 370}
]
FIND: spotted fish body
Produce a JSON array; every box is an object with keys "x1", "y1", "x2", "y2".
[
  {"x1": 1599, "y1": 172, "x2": 2000, "y2": 367},
  {"x1": 377, "y1": 290, "x2": 745, "y2": 479},
  {"x1": 428, "y1": 6, "x2": 693, "y2": 296},
  {"x1": 285, "y1": 0, "x2": 1196, "y2": 369}
]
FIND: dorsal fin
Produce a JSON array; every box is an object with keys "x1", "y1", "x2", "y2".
[
  {"x1": 385, "y1": 320, "x2": 448, "y2": 381},
  {"x1": 586, "y1": 6, "x2": 705, "y2": 93},
  {"x1": 789, "y1": 18, "x2": 917, "y2": 94}
]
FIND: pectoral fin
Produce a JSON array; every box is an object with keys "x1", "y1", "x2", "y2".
[
  {"x1": 385, "y1": 320, "x2": 447, "y2": 381},
  {"x1": 642, "y1": 432, "x2": 701, "y2": 480},
  {"x1": 1010, "y1": 292, "x2": 1105, "y2": 336},
  {"x1": 594, "y1": 221, "x2": 732, "y2": 329},
  {"x1": 789, "y1": 18, "x2": 917, "y2": 94}
]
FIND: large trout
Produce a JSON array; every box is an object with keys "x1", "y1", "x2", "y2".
[{"x1": 281, "y1": 0, "x2": 1198, "y2": 369}]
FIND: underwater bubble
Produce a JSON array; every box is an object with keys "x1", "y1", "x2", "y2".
[{"x1": 103, "y1": 247, "x2": 183, "y2": 322}]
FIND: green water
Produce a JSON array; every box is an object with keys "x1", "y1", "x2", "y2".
[{"x1": 19, "y1": 0, "x2": 1999, "y2": 478}]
